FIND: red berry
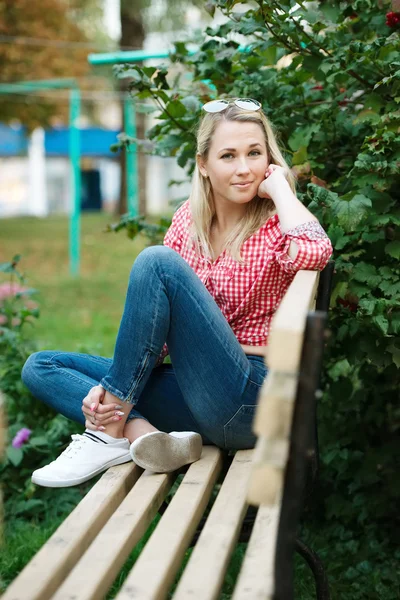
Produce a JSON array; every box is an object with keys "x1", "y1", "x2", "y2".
[{"x1": 386, "y1": 11, "x2": 400, "y2": 27}]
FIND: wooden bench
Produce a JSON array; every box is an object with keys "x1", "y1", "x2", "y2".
[{"x1": 2, "y1": 264, "x2": 333, "y2": 600}]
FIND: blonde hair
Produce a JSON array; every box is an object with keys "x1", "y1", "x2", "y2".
[{"x1": 188, "y1": 103, "x2": 296, "y2": 262}]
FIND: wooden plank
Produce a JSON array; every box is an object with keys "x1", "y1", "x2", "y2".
[
  {"x1": 232, "y1": 504, "x2": 281, "y2": 600},
  {"x1": 173, "y1": 450, "x2": 253, "y2": 600},
  {"x1": 52, "y1": 469, "x2": 176, "y2": 600},
  {"x1": 267, "y1": 270, "x2": 319, "y2": 373},
  {"x1": 2, "y1": 462, "x2": 140, "y2": 600},
  {"x1": 247, "y1": 270, "x2": 319, "y2": 507},
  {"x1": 247, "y1": 437, "x2": 287, "y2": 507},
  {"x1": 253, "y1": 370, "x2": 297, "y2": 438},
  {"x1": 116, "y1": 447, "x2": 224, "y2": 600}
]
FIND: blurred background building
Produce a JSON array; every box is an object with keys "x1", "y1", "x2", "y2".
[{"x1": 0, "y1": 0, "x2": 219, "y2": 218}]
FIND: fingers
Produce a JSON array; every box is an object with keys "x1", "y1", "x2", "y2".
[
  {"x1": 82, "y1": 398, "x2": 121, "y2": 415},
  {"x1": 82, "y1": 385, "x2": 126, "y2": 432},
  {"x1": 82, "y1": 385, "x2": 105, "y2": 412},
  {"x1": 265, "y1": 164, "x2": 279, "y2": 176},
  {"x1": 85, "y1": 417, "x2": 104, "y2": 431},
  {"x1": 82, "y1": 406, "x2": 125, "y2": 424}
]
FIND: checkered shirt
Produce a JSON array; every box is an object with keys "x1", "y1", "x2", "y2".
[{"x1": 160, "y1": 200, "x2": 332, "y2": 359}]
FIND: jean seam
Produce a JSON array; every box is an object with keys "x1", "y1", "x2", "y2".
[
  {"x1": 124, "y1": 272, "x2": 164, "y2": 399},
  {"x1": 223, "y1": 404, "x2": 257, "y2": 448},
  {"x1": 126, "y1": 351, "x2": 151, "y2": 402}
]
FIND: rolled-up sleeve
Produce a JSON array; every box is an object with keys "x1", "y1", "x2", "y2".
[{"x1": 274, "y1": 221, "x2": 333, "y2": 273}]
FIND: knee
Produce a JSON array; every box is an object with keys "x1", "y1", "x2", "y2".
[
  {"x1": 21, "y1": 351, "x2": 52, "y2": 388},
  {"x1": 131, "y1": 245, "x2": 180, "y2": 277}
]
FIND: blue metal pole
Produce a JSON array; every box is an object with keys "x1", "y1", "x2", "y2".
[
  {"x1": 88, "y1": 49, "x2": 173, "y2": 65},
  {"x1": 124, "y1": 95, "x2": 138, "y2": 217},
  {"x1": 69, "y1": 88, "x2": 81, "y2": 276}
]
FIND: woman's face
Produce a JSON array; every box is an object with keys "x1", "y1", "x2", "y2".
[{"x1": 198, "y1": 120, "x2": 269, "y2": 209}]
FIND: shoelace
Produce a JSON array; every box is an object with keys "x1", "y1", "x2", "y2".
[{"x1": 61, "y1": 434, "x2": 88, "y2": 459}]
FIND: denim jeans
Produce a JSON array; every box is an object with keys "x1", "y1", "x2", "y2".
[{"x1": 22, "y1": 246, "x2": 268, "y2": 450}]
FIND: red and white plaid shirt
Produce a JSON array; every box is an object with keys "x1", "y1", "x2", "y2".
[{"x1": 161, "y1": 200, "x2": 332, "y2": 357}]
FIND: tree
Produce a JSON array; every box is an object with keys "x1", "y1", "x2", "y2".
[
  {"x1": 0, "y1": 0, "x2": 106, "y2": 130},
  {"x1": 118, "y1": 0, "x2": 147, "y2": 215},
  {"x1": 114, "y1": 1, "x2": 400, "y2": 596},
  {"x1": 118, "y1": 0, "x2": 209, "y2": 215}
]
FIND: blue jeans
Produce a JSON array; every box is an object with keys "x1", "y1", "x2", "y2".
[{"x1": 22, "y1": 247, "x2": 268, "y2": 450}]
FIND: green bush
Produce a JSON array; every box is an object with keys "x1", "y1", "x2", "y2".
[
  {"x1": 113, "y1": 1, "x2": 399, "y2": 596},
  {"x1": 0, "y1": 256, "x2": 80, "y2": 521}
]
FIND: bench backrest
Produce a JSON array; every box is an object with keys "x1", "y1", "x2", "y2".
[{"x1": 247, "y1": 263, "x2": 333, "y2": 599}]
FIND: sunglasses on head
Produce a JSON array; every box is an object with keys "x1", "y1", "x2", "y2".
[{"x1": 202, "y1": 98, "x2": 262, "y2": 113}]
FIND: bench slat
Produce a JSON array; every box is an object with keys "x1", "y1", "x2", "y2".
[
  {"x1": 232, "y1": 505, "x2": 281, "y2": 600},
  {"x1": 173, "y1": 450, "x2": 253, "y2": 600},
  {"x1": 2, "y1": 462, "x2": 140, "y2": 600},
  {"x1": 116, "y1": 447, "x2": 224, "y2": 600},
  {"x1": 51, "y1": 469, "x2": 176, "y2": 600}
]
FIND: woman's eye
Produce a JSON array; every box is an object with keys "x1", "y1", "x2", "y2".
[
  {"x1": 221, "y1": 153, "x2": 233, "y2": 159},
  {"x1": 249, "y1": 150, "x2": 261, "y2": 156}
]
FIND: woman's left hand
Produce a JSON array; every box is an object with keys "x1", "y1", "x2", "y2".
[
  {"x1": 258, "y1": 164, "x2": 289, "y2": 200},
  {"x1": 82, "y1": 385, "x2": 124, "y2": 431}
]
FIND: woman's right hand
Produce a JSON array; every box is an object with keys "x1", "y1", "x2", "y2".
[{"x1": 82, "y1": 385, "x2": 125, "y2": 431}]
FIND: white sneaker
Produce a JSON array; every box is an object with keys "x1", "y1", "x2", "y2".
[
  {"x1": 130, "y1": 431, "x2": 202, "y2": 473},
  {"x1": 31, "y1": 431, "x2": 132, "y2": 487}
]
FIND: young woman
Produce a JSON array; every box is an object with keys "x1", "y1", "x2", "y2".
[{"x1": 22, "y1": 98, "x2": 332, "y2": 487}]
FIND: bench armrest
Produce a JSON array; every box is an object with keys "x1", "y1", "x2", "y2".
[{"x1": 247, "y1": 269, "x2": 320, "y2": 507}]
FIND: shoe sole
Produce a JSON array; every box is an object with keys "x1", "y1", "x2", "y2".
[
  {"x1": 31, "y1": 454, "x2": 132, "y2": 488},
  {"x1": 130, "y1": 432, "x2": 202, "y2": 473}
]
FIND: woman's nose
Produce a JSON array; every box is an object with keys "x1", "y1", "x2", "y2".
[{"x1": 236, "y1": 159, "x2": 250, "y2": 174}]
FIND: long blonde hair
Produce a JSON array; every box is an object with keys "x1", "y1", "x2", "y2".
[{"x1": 189, "y1": 103, "x2": 296, "y2": 262}]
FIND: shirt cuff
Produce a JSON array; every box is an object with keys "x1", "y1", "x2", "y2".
[{"x1": 276, "y1": 221, "x2": 332, "y2": 273}]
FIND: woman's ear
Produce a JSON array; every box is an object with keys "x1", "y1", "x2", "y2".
[{"x1": 196, "y1": 153, "x2": 208, "y2": 178}]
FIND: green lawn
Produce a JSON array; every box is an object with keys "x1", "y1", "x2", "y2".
[{"x1": 0, "y1": 212, "x2": 146, "y2": 356}]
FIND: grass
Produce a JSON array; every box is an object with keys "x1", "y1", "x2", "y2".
[{"x1": 0, "y1": 212, "x2": 146, "y2": 356}]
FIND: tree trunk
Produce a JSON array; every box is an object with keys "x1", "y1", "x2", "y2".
[{"x1": 118, "y1": 2, "x2": 146, "y2": 216}]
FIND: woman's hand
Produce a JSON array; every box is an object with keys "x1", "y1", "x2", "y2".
[
  {"x1": 82, "y1": 385, "x2": 125, "y2": 431},
  {"x1": 258, "y1": 164, "x2": 289, "y2": 200}
]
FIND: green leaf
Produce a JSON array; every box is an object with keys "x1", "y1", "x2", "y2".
[
  {"x1": 165, "y1": 100, "x2": 187, "y2": 118},
  {"x1": 292, "y1": 146, "x2": 308, "y2": 165},
  {"x1": 372, "y1": 315, "x2": 389, "y2": 335},
  {"x1": 353, "y1": 262, "x2": 381, "y2": 287},
  {"x1": 358, "y1": 299, "x2": 376, "y2": 315},
  {"x1": 387, "y1": 344, "x2": 400, "y2": 368},
  {"x1": 29, "y1": 436, "x2": 49, "y2": 446},
  {"x1": 331, "y1": 195, "x2": 372, "y2": 231},
  {"x1": 385, "y1": 241, "x2": 400, "y2": 260},
  {"x1": 327, "y1": 359, "x2": 352, "y2": 381},
  {"x1": 288, "y1": 124, "x2": 319, "y2": 152},
  {"x1": 6, "y1": 446, "x2": 23, "y2": 466}
]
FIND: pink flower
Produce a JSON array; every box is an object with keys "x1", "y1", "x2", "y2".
[
  {"x1": 0, "y1": 283, "x2": 28, "y2": 301},
  {"x1": 12, "y1": 428, "x2": 32, "y2": 448}
]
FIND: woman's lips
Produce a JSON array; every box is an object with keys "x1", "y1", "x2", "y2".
[{"x1": 232, "y1": 182, "x2": 253, "y2": 188}]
